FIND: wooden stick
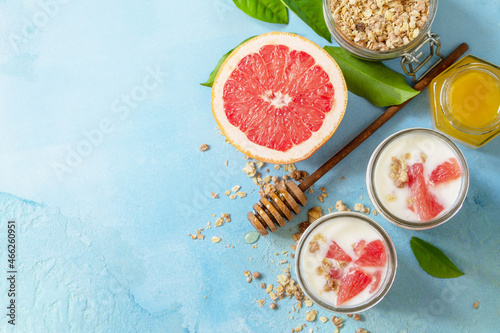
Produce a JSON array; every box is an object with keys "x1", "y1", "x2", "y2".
[{"x1": 299, "y1": 43, "x2": 469, "y2": 191}]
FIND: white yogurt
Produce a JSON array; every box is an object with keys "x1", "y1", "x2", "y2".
[
  {"x1": 373, "y1": 132, "x2": 462, "y2": 222},
  {"x1": 299, "y1": 216, "x2": 388, "y2": 307}
]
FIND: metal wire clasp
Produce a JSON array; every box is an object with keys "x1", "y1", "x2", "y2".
[{"x1": 401, "y1": 32, "x2": 443, "y2": 83}]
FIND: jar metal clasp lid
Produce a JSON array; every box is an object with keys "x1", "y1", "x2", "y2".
[{"x1": 401, "y1": 32, "x2": 444, "y2": 83}]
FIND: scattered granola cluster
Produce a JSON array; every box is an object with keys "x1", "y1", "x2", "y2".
[
  {"x1": 244, "y1": 270, "x2": 261, "y2": 283},
  {"x1": 188, "y1": 213, "x2": 230, "y2": 242},
  {"x1": 242, "y1": 160, "x2": 309, "y2": 198},
  {"x1": 259, "y1": 266, "x2": 312, "y2": 316},
  {"x1": 224, "y1": 185, "x2": 247, "y2": 200},
  {"x1": 215, "y1": 213, "x2": 231, "y2": 227},
  {"x1": 332, "y1": 315, "x2": 344, "y2": 329},
  {"x1": 389, "y1": 155, "x2": 410, "y2": 188},
  {"x1": 354, "y1": 203, "x2": 371, "y2": 214},
  {"x1": 317, "y1": 258, "x2": 342, "y2": 292},
  {"x1": 200, "y1": 143, "x2": 210, "y2": 151},
  {"x1": 318, "y1": 187, "x2": 328, "y2": 203},
  {"x1": 187, "y1": 228, "x2": 205, "y2": 240},
  {"x1": 330, "y1": 0, "x2": 430, "y2": 51},
  {"x1": 335, "y1": 200, "x2": 350, "y2": 212},
  {"x1": 305, "y1": 309, "x2": 318, "y2": 322}
]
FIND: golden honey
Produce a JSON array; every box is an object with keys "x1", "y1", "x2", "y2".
[{"x1": 429, "y1": 55, "x2": 500, "y2": 148}]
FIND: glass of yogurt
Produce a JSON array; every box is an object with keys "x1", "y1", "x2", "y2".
[
  {"x1": 295, "y1": 212, "x2": 397, "y2": 314},
  {"x1": 367, "y1": 128, "x2": 469, "y2": 230}
]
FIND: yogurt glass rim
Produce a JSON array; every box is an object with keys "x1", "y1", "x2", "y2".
[
  {"x1": 366, "y1": 127, "x2": 470, "y2": 230},
  {"x1": 294, "y1": 211, "x2": 397, "y2": 314}
]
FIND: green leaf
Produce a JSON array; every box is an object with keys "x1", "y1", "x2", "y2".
[
  {"x1": 233, "y1": 0, "x2": 288, "y2": 24},
  {"x1": 200, "y1": 36, "x2": 256, "y2": 88},
  {"x1": 324, "y1": 46, "x2": 419, "y2": 107},
  {"x1": 280, "y1": 0, "x2": 332, "y2": 42},
  {"x1": 410, "y1": 237, "x2": 465, "y2": 279}
]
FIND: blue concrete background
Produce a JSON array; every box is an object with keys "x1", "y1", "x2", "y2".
[{"x1": 0, "y1": 0, "x2": 498, "y2": 332}]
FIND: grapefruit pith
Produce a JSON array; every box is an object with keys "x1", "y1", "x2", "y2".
[{"x1": 212, "y1": 32, "x2": 348, "y2": 164}]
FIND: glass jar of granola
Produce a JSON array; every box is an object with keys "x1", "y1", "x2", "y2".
[{"x1": 323, "y1": 0, "x2": 440, "y2": 82}]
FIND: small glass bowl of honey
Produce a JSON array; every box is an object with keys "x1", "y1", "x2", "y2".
[{"x1": 429, "y1": 55, "x2": 500, "y2": 148}]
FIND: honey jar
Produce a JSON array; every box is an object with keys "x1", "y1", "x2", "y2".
[{"x1": 429, "y1": 55, "x2": 500, "y2": 148}]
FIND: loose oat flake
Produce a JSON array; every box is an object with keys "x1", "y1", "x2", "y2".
[{"x1": 305, "y1": 309, "x2": 318, "y2": 322}]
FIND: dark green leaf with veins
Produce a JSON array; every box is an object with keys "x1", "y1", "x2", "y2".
[
  {"x1": 233, "y1": 0, "x2": 288, "y2": 24},
  {"x1": 410, "y1": 237, "x2": 465, "y2": 279},
  {"x1": 281, "y1": 0, "x2": 332, "y2": 42},
  {"x1": 324, "y1": 46, "x2": 419, "y2": 107}
]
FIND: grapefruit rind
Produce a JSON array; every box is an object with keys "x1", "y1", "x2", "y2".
[{"x1": 211, "y1": 32, "x2": 348, "y2": 164}]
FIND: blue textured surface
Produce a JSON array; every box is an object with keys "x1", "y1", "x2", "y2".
[{"x1": 0, "y1": 0, "x2": 499, "y2": 332}]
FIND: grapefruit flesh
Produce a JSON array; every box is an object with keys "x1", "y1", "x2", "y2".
[
  {"x1": 325, "y1": 241, "x2": 352, "y2": 262},
  {"x1": 337, "y1": 267, "x2": 373, "y2": 306},
  {"x1": 354, "y1": 239, "x2": 387, "y2": 267},
  {"x1": 407, "y1": 163, "x2": 444, "y2": 221},
  {"x1": 369, "y1": 270, "x2": 382, "y2": 293},
  {"x1": 212, "y1": 32, "x2": 348, "y2": 164},
  {"x1": 429, "y1": 158, "x2": 462, "y2": 186}
]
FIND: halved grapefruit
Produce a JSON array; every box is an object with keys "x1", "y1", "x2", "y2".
[{"x1": 211, "y1": 32, "x2": 348, "y2": 164}]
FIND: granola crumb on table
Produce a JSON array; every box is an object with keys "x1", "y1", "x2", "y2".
[
  {"x1": 335, "y1": 200, "x2": 351, "y2": 212},
  {"x1": 354, "y1": 203, "x2": 370, "y2": 214},
  {"x1": 305, "y1": 309, "x2": 318, "y2": 322}
]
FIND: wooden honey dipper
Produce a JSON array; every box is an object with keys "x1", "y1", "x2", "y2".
[{"x1": 247, "y1": 43, "x2": 469, "y2": 235}]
